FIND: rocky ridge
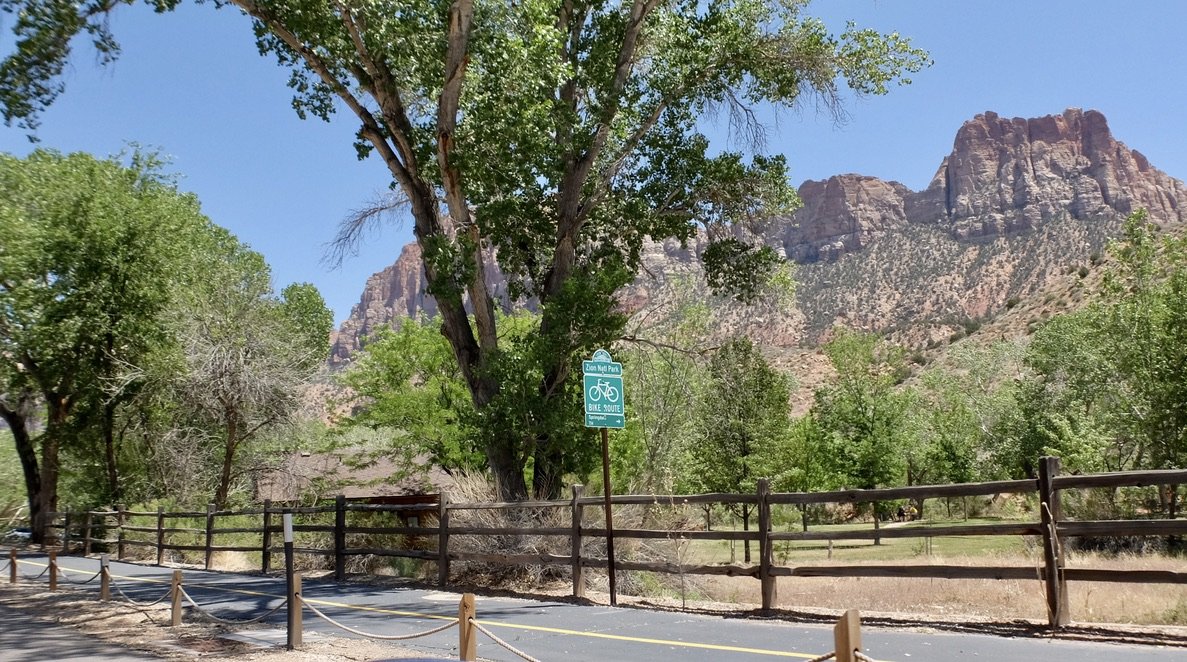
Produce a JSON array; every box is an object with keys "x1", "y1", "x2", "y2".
[{"x1": 330, "y1": 108, "x2": 1187, "y2": 364}]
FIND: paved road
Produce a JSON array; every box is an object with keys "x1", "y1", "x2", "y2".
[
  {"x1": 5, "y1": 553, "x2": 1185, "y2": 661},
  {"x1": 0, "y1": 600, "x2": 162, "y2": 662}
]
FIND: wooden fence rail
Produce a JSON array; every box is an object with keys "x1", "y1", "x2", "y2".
[{"x1": 33, "y1": 457, "x2": 1187, "y2": 628}]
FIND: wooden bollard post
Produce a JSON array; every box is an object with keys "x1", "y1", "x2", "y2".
[
  {"x1": 156, "y1": 506, "x2": 166, "y2": 566},
  {"x1": 170, "y1": 570, "x2": 183, "y2": 627},
  {"x1": 99, "y1": 554, "x2": 110, "y2": 601},
  {"x1": 458, "y1": 593, "x2": 476, "y2": 662},
  {"x1": 261, "y1": 499, "x2": 273, "y2": 573},
  {"x1": 1038, "y1": 456, "x2": 1069, "y2": 627},
  {"x1": 437, "y1": 491, "x2": 451, "y2": 587},
  {"x1": 334, "y1": 494, "x2": 346, "y2": 582},
  {"x1": 834, "y1": 609, "x2": 862, "y2": 662},
  {"x1": 48, "y1": 551, "x2": 58, "y2": 591},
  {"x1": 8, "y1": 550, "x2": 16, "y2": 584},
  {"x1": 83, "y1": 512, "x2": 93, "y2": 557},
  {"x1": 116, "y1": 505, "x2": 126, "y2": 561},
  {"x1": 61, "y1": 513, "x2": 71, "y2": 554},
  {"x1": 757, "y1": 479, "x2": 776, "y2": 611},
  {"x1": 287, "y1": 572, "x2": 302, "y2": 650},
  {"x1": 204, "y1": 503, "x2": 215, "y2": 571}
]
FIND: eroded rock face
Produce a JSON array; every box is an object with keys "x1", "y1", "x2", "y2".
[
  {"x1": 778, "y1": 175, "x2": 911, "y2": 262},
  {"x1": 329, "y1": 243, "x2": 435, "y2": 365},
  {"x1": 918, "y1": 108, "x2": 1185, "y2": 240},
  {"x1": 329, "y1": 108, "x2": 1187, "y2": 363},
  {"x1": 785, "y1": 108, "x2": 1186, "y2": 260}
]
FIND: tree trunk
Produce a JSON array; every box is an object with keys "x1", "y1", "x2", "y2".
[
  {"x1": 532, "y1": 436, "x2": 566, "y2": 500},
  {"x1": 35, "y1": 394, "x2": 68, "y2": 545},
  {"x1": 1, "y1": 396, "x2": 40, "y2": 539},
  {"x1": 485, "y1": 434, "x2": 528, "y2": 502},
  {"x1": 102, "y1": 400, "x2": 122, "y2": 504},
  {"x1": 215, "y1": 410, "x2": 239, "y2": 511}
]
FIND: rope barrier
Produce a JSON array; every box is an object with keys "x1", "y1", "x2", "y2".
[
  {"x1": 854, "y1": 652, "x2": 876, "y2": 662},
  {"x1": 18, "y1": 564, "x2": 49, "y2": 581},
  {"x1": 109, "y1": 577, "x2": 172, "y2": 608},
  {"x1": 59, "y1": 566, "x2": 104, "y2": 585},
  {"x1": 302, "y1": 599, "x2": 458, "y2": 641},
  {"x1": 178, "y1": 586, "x2": 288, "y2": 626},
  {"x1": 801, "y1": 652, "x2": 836, "y2": 662},
  {"x1": 469, "y1": 618, "x2": 541, "y2": 662}
]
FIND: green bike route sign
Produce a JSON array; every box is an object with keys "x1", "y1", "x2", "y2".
[{"x1": 583, "y1": 349, "x2": 624, "y2": 429}]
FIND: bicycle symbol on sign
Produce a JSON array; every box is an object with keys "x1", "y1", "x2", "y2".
[{"x1": 587, "y1": 378, "x2": 620, "y2": 403}]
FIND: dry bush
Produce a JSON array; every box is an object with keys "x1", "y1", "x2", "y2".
[
  {"x1": 444, "y1": 474, "x2": 711, "y2": 600},
  {"x1": 445, "y1": 472, "x2": 572, "y2": 588}
]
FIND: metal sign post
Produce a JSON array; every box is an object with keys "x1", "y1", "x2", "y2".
[
  {"x1": 283, "y1": 513, "x2": 298, "y2": 650},
  {"x1": 583, "y1": 349, "x2": 624, "y2": 606},
  {"x1": 599, "y1": 427, "x2": 616, "y2": 606}
]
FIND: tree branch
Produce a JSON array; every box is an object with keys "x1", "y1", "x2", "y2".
[
  {"x1": 335, "y1": 3, "x2": 422, "y2": 179},
  {"x1": 229, "y1": 0, "x2": 416, "y2": 199}
]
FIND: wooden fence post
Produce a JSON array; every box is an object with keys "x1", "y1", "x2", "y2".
[
  {"x1": 571, "y1": 484, "x2": 585, "y2": 599},
  {"x1": 82, "y1": 512, "x2": 93, "y2": 557},
  {"x1": 437, "y1": 491, "x2": 451, "y2": 587},
  {"x1": 334, "y1": 494, "x2": 347, "y2": 581},
  {"x1": 833, "y1": 609, "x2": 862, "y2": 662},
  {"x1": 262, "y1": 499, "x2": 273, "y2": 573},
  {"x1": 116, "y1": 505, "x2": 126, "y2": 561},
  {"x1": 61, "y1": 513, "x2": 70, "y2": 554},
  {"x1": 1038, "y1": 455, "x2": 1069, "y2": 627},
  {"x1": 156, "y1": 506, "x2": 165, "y2": 566},
  {"x1": 48, "y1": 551, "x2": 57, "y2": 591},
  {"x1": 204, "y1": 503, "x2": 215, "y2": 571},
  {"x1": 757, "y1": 479, "x2": 776, "y2": 611},
  {"x1": 8, "y1": 549, "x2": 16, "y2": 584},
  {"x1": 287, "y1": 572, "x2": 303, "y2": 650},
  {"x1": 99, "y1": 554, "x2": 110, "y2": 601},
  {"x1": 458, "y1": 593, "x2": 476, "y2": 662},
  {"x1": 170, "y1": 570, "x2": 182, "y2": 627}
]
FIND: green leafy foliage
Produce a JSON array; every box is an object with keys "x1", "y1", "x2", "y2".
[
  {"x1": 684, "y1": 338, "x2": 790, "y2": 496},
  {"x1": 339, "y1": 318, "x2": 477, "y2": 470},
  {"x1": 0, "y1": 149, "x2": 218, "y2": 534},
  {"x1": 0, "y1": 149, "x2": 334, "y2": 520},
  {"x1": 1011, "y1": 210, "x2": 1187, "y2": 475},
  {"x1": 0, "y1": 0, "x2": 929, "y2": 499},
  {"x1": 809, "y1": 330, "x2": 909, "y2": 490}
]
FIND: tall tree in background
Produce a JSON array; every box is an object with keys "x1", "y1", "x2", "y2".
[
  {"x1": 811, "y1": 330, "x2": 909, "y2": 496},
  {"x1": 686, "y1": 337, "x2": 789, "y2": 561},
  {"x1": 167, "y1": 239, "x2": 332, "y2": 509},
  {"x1": 0, "y1": 150, "x2": 210, "y2": 541},
  {"x1": 1015, "y1": 211, "x2": 1187, "y2": 479},
  {"x1": 0, "y1": 0, "x2": 928, "y2": 499}
]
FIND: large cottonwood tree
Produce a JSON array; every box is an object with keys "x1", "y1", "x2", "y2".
[
  {"x1": 0, "y1": 150, "x2": 211, "y2": 541},
  {"x1": 1, "y1": 0, "x2": 928, "y2": 499}
]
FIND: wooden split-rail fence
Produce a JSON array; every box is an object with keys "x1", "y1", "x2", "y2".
[{"x1": 35, "y1": 457, "x2": 1187, "y2": 627}]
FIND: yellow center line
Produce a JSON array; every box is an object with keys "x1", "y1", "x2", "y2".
[{"x1": 19, "y1": 560, "x2": 863, "y2": 660}]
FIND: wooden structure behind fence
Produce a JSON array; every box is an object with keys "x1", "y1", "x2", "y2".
[{"x1": 37, "y1": 457, "x2": 1187, "y2": 627}]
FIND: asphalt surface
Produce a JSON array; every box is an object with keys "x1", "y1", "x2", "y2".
[
  {"x1": 0, "y1": 600, "x2": 161, "y2": 662},
  {"x1": 2, "y1": 552, "x2": 1186, "y2": 661}
]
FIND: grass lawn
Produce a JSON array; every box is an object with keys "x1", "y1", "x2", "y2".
[{"x1": 671, "y1": 516, "x2": 1034, "y2": 566}]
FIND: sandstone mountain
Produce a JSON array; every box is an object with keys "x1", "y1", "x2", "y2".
[{"x1": 330, "y1": 108, "x2": 1187, "y2": 366}]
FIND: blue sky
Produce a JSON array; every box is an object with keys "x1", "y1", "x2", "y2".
[{"x1": 2, "y1": 1, "x2": 1185, "y2": 324}]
